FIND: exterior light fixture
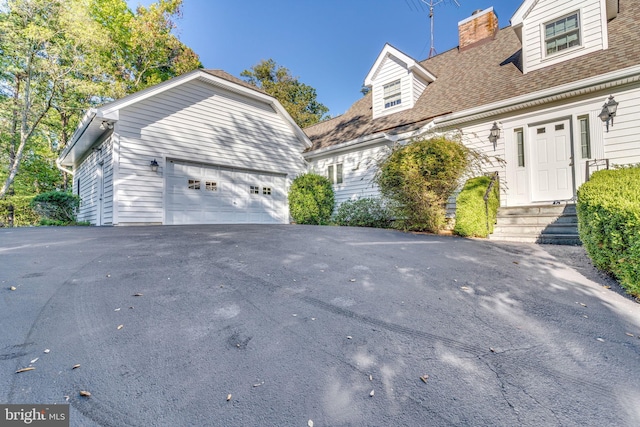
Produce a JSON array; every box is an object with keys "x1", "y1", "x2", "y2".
[
  {"x1": 598, "y1": 95, "x2": 618, "y2": 132},
  {"x1": 488, "y1": 122, "x2": 501, "y2": 148},
  {"x1": 100, "y1": 121, "x2": 114, "y2": 130},
  {"x1": 150, "y1": 159, "x2": 159, "y2": 172}
]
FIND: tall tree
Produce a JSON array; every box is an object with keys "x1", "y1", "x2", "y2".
[
  {"x1": 0, "y1": 0, "x2": 110, "y2": 198},
  {"x1": 0, "y1": 0, "x2": 201, "y2": 199},
  {"x1": 241, "y1": 59, "x2": 329, "y2": 128}
]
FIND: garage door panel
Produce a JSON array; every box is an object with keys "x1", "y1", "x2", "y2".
[{"x1": 166, "y1": 160, "x2": 287, "y2": 225}]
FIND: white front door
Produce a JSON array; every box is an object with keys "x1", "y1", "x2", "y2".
[{"x1": 530, "y1": 119, "x2": 574, "y2": 202}]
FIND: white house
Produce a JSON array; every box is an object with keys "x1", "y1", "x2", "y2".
[
  {"x1": 303, "y1": 0, "x2": 639, "y2": 212},
  {"x1": 57, "y1": 69, "x2": 310, "y2": 226}
]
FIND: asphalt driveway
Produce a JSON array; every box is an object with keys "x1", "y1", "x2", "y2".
[{"x1": 1, "y1": 225, "x2": 639, "y2": 426}]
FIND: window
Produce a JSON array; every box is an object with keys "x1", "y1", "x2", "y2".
[
  {"x1": 205, "y1": 181, "x2": 217, "y2": 191},
  {"x1": 250, "y1": 185, "x2": 259, "y2": 194},
  {"x1": 383, "y1": 80, "x2": 402, "y2": 108},
  {"x1": 515, "y1": 129, "x2": 525, "y2": 167},
  {"x1": 327, "y1": 163, "x2": 343, "y2": 185},
  {"x1": 188, "y1": 179, "x2": 200, "y2": 190},
  {"x1": 263, "y1": 187, "x2": 272, "y2": 195},
  {"x1": 579, "y1": 115, "x2": 591, "y2": 159},
  {"x1": 545, "y1": 12, "x2": 580, "y2": 56}
]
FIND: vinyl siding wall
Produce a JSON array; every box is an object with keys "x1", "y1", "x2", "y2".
[
  {"x1": 75, "y1": 135, "x2": 114, "y2": 224},
  {"x1": 522, "y1": 0, "x2": 607, "y2": 73},
  {"x1": 371, "y1": 56, "x2": 411, "y2": 119},
  {"x1": 114, "y1": 78, "x2": 307, "y2": 224}
]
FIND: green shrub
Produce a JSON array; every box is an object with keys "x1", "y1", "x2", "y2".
[
  {"x1": 288, "y1": 173, "x2": 335, "y2": 225},
  {"x1": 0, "y1": 196, "x2": 40, "y2": 226},
  {"x1": 333, "y1": 197, "x2": 392, "y2": 228},
  {"x1": 30, "y1": 191, "x2": 80, "y2": 224},
  {"x1": 376, "y1": 136, "x2": 469, "y2": 232},
  {"x1": 454, "y1": 175, "x2": 499, "y2": 238},
  {"x1": 577, "y1": 167, "x2": 640, "y2": 297}
]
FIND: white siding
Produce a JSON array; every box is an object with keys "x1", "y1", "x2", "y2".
[
  {"x1": 522, "y1": 0, "x2": 607, "y2": 73},
  {"x1": 114, "y1": 78, "x2": 307, "y2": 225},
  {"x1": 74, "y1": 135, "x2": 114, "y2": 225},
  {"x1": 371, "y1": 56, "x2": 411, "y2": 119},
  {"x1": 309, "y1": 142, "x2": 392, "y2": 206}
]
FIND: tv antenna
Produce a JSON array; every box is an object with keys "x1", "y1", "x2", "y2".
[{"x1": 421, "y1": 0, "x2": 460, "y2": 58}]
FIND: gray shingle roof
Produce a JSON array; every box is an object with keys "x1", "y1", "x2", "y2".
[
  {"x1": 201, "y1": 69, "x2": 265, "y2": 94},
  {"x1": 304, "y1": 0, "x2": 639, "y2": 152}
]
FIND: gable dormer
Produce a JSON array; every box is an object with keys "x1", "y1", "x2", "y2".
[
  {"x1": 511, "y1": 0, "x2": 619, "y2": 74},
  {"x1": 364, "y1": 44, "x2": 436, "y2": 119}
]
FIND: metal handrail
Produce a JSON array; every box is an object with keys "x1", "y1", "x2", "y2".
[{"x1": 483, "y1": 172, "x2": 499, "y2": 235}]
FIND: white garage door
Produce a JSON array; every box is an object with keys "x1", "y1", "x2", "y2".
[{"x1": 165, "y1": 160, "x2": 287, "y2": 225}]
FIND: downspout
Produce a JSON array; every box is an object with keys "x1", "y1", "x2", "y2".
[{"x1": 55, "y1": 158, "x2": 74, "y2": 176}]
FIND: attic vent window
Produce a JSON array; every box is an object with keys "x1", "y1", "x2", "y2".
[
  {"x1": 545, "y1": 12, "x2": 580, "y2": 56},
  {"x1": 383, "y1": 80, "x2": 402, "y2": 109}
]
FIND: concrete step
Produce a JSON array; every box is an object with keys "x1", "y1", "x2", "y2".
[
  {"x1": 489, "y1": 233, "x2": 582, "y2": 245},
  {"x1": 492, "y1": 223, "x2": 578, "y2": 236},
  {"x1": 489, "y1": 204, "x2": 580, "y2": 245}
]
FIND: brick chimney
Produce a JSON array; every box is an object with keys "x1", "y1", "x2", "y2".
[{"x1": 458, "y1": 7, "x2": 498, "y2": 51}]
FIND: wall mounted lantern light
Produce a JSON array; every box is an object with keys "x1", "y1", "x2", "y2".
[
  {"x1": 598, "y1": 95, "x2": 618, "y2": 132},
  {"x1": 150, "y1": 159, "x2": 159, "y2": 172},
  {"x1": 488, "y1": 122, "x2": 501, "y2": 149}
]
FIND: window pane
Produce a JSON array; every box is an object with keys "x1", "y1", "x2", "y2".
[
  {"x1": 579, "y1": 116, "x2": 591, "y2": 159},
  {"x1": 336, "y1": 164, "x2": 343, "y2": 184},
  {"x1": 515, "y1": 129, "x2": 525, "y2": 167},
  {"x1": 188, "y1": 179, "x2": 200, "y2": 190},
  {"x1": 384, "y1": 80, "x2": 402, "y2": 108},
  {"x1": 328, "y1": 165, "x2": 334, "y2": 184}
]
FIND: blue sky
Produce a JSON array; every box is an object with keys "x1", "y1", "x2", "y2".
[{"x1": 128, "y1": 0, "x2": 523, "y2": 116}]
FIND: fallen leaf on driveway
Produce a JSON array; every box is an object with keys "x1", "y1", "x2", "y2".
[
  {"x1": 133, "y1": 293, "x2": 143, "y2": 297},
  {"x1": 369, "y1": 375, "x2": 373, "y2": 381},
  {"x1": 626, "y1": 333, "x2": 635, "y2": 337},
  {"x1": 308, "y1": 420, "x2": 314, "y2": 427},
  {"x1": 30, "y1": 358, "x2": 38, "y2": 364},
  {"x1": 420, "y1": 375, "x2": 429, "y2": 383},
  {"x1": 10, "y1": 286, "x2": 16, "y2": 291},
  {"x1": 44, "y1": 349, "x2": 50, "y2": 354},
  {"x1": 117, "y1": 325, "x2": 124, "y2": 330},
  {"x1": 72, "y1": 364, "x2": 80, "y2": 369},
  {"x1": 603, "y1": 285, "x2": 611, "y2": 289},
  {"x1": 226, "y1": 394, "x2": 232, "y2": 401},
  {"x1": 349, "y1": 279, "x2": 356, "y2": 282},
  {"x1": 369, "y1": 390, "x2": 375, "y2": 397},
  {"x1": 79, "y1": 391, "x2": 91, "y2": 397},
  {"x1": 16, "y1": 367, "x2": 35, "y2": 373},
  {"x1": 346, "y1": 336, "x2": 352, "y2": 340},
  {"x1": 596, "y1": 338, "x2": 605, "y2": 342}
]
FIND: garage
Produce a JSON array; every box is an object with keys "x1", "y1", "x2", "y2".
[{"x1": 165, "y1": 160, "x2": 287, "y2": 225}]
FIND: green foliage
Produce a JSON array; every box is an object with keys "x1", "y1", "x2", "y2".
[
  {"x1": 0, "y1": 195, "x2": 40, "y2": 226},
  {"x1": 333, "y1": 198, "x2": 392, "y2": 228},
  {"x1": 454, "y1": 176, "x2": 499, "y2": 238},
  {"x1": 577, "y1": 167, "x2": 640, "y2": 297},
  {"x1": 30, "y1": 191, "x2": 80, "y2": 223},
  {"x1": 288, "y1": 173, "x2": 334, "y2": 225},
  {"x1": 376, "y1": 136, "x2": 470, "y2": 233},
  {"x1": 241, "y1": 59, "x2": 329, "y2": 128}
]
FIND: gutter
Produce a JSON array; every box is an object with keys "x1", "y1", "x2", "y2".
[
  {"x1": 55, "y1": 158, "x2": 74, "y2": 176},
  {"x1": 58, "y1": 109, "x2": 97, "y2": 166},
  {"x1": 303, "y1": 132, "x2": 392, "y2": 160}
]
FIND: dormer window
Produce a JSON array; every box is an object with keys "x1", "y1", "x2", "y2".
[
  {"x1": 545, "y1": 11, "x2": 580, "y2": 56},
  {"x1": 383, "y1": 80, "x2": 402, "y2": 109}
]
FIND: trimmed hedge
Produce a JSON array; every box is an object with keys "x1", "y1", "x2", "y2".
[
  {"x1": 288, "y1": 173, "x2": 335, "y2": 225},
  {"x1": 454, "y1": 175, "x2": 499, "y2": 238},
  {"x1": 0, "y1": 196, "x2": 40, "y2": 227},
  {"x1": 333, "y1": 197, "x2": 392, "y2": 228},
  {"x1": 577, "y1": 167, "x2": 640, "y2": 297}
]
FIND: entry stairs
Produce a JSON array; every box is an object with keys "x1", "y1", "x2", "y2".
[{"x1": 488, "y1": 203, "x2": 581, "y2": 245}]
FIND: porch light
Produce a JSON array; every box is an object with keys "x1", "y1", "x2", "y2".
[
  {"x1": 100, "y1": 121, "x2": 114, "y2": 130},
  {"x1": 150, "y1": 159, "x2": 159, "y2": 172},
  {"x1": 488, "y1": 122, "x2": 501, "y2": 148},
  {"x1": 598, "y1": 95, "x2": 618, "y2": 132}
]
